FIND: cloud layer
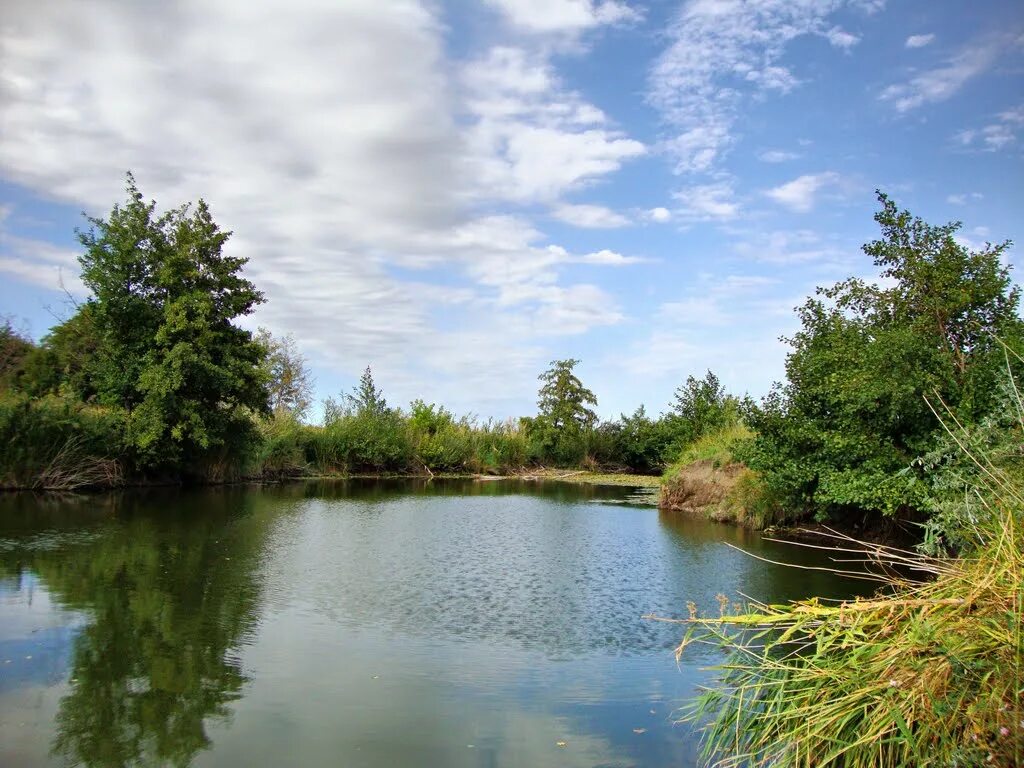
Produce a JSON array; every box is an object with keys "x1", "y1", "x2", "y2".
[{"x1": 0, "y1": 0, "x2": 649, "y2": 413}]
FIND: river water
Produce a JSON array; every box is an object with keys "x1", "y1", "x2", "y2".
[{"x1": 0, "y1": 479, "x2": 862, "y2": 767}]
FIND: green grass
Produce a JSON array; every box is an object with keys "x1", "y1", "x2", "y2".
[{"x1": 663, "y1": 423, "x2": 753, "y2": 480}]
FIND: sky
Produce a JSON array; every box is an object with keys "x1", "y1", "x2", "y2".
[{"x1": 1, "y1": 0, "x2": 1022, "y2": 420}]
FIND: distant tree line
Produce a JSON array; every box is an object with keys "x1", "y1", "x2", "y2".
[
  {"x1": 3, "y1": 178, "x2": 1021, "y2": 554},
  {"x1": 0, "y1": 176, "x2": 738, "y2": 488}
]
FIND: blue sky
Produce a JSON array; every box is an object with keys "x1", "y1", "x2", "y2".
[{"x1": 1, "y1": 0, "x2": 1022, "y2": 420}]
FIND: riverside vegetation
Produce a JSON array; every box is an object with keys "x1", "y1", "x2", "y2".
[
  {"x1": 2, "y1": 179, "x2": 1022, "y2": 765},
  {"x1": 664, "y1": 366, "x2": 1024, "y2": 767},
  {"x1": 2, "y1": 181, "x2": 1022, "y2": 545},
  {"x1": 0, "y1": 178, "x2": 736, "y2": 490},
  {"x1": 656, "y1": 199, "x2": 1024, "y2": 765}
]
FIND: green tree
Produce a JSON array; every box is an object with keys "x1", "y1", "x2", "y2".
[
  {"x1": 348, "y1": 365, "x2": 388, "y2": 417},
  {"x1": 743, "y1": 192, "x2": 1022, "y2": 521},
  {"x1": 255, "y1": 328, "x2": 313, "y2": 417},
  {"x1": 670, "y1": 369, "x2": 735, "y2": 442},
  {"x1": 525, "y1": 359, "x2": 598, "y2": 466},
  {"x1": 536, "y1": 358, "x2": 597, "y2": 430},
  {"x1": 0, "y1": 317, "x2": 34, "y2": 391},
  {"x1": 15, "y1": 305, "x2": 103, "y2": 399},
  {"x1": 77, "y1": 174, "x2": 268, "y2": 468}
]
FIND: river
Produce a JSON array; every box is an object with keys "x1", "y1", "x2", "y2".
[{"x1": 0, "y1": 479, "x2": 862, "y2": 767}]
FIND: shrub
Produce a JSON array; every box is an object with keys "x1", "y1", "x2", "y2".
[{"x1": 0, "y1": 394, "x2": 126, "y2": 489}]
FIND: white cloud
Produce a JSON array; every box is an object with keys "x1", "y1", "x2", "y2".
[
  {"x1": 758, "y1": 149, "x2": 800, "y2": 163},
  {"x1": 574, "y1": 248, "x2": 645, "y2": 265},
  {"x1": 551, "y1": 203, "x2": 631, "y2": 228},
  {"x1": 947, "y1": 192, "x2": 983, "y2": 205},
  {"x1": 484, "y1": 0, "x2": 641, "y2": 34},
  {"x1": 648, "y1": 1, "x2": 876, "y2": 174},
  {"x1": 673, "y1": 181, "x2": 740, "y2": 221},
  {"x1": 880, "y1": 40, "x2": 999, "y2": 112},
  {"x1": 0, "y1": 0, "x2": 644, "y2": 415},
  {"x1": 0, "y1": 214, "x2": 85, "y2": 296},
  {"x1": 646, "y1": 207, "x2": 671, "y2": 223},
  {"x1": 462, "y1": 47, "x2": 645, "y2": 203},
  {"x1": 765, "y1": 172, "x2": 842, "y2": 213},
  {"x1": 905, "y1": 33, "x2": 935, "y2": 49},
  {"x1": 826, "y1": 27, "x2": 860, "y2": 50},
  {"x1": 954, "y1": 105, "x2": 1024, "y2": 152},
  {"x1": 732, "y1": 228, "x2": 853, "y2": 267}
]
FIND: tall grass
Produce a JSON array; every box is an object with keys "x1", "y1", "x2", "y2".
[
  {"x1": 0, "y1": 394, "x2": 126, "y2": 490},
  {"x1": 663, "y1": 423, "x2": 753, "y2": 474},
  {"x1": 664, "y1": 390, "x2": 1024, "y2": 766}
]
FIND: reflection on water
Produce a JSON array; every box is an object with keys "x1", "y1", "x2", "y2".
[{"x1": 0, "y1": 481, "x2": 864, "y2": 767}]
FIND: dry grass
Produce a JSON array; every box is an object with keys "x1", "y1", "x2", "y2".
[{"x1": 33, "y1": 435, "x2": 123, "y2": 490}]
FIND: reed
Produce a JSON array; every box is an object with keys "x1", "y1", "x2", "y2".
[{"x1": 664, "y1": 386, "x2": 1024, "y2": 767}]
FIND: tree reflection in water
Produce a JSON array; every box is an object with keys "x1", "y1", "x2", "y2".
[{"x1": 0, "y1": 489, "x2": 273, "y2": 768}]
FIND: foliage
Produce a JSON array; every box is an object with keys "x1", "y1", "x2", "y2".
[
  {"x1": 0, "y1": 317, "x2": 34, "y2": 391},
  {"x1": 671, "y1": 423, "x2": 1024, "y2": 768},
  {"x1": 469, "y1": 420, "x2": 529, "y2": 473},
  {"x1": 743, "y1": 192, "x2": 1022, "y2": 522},
  {"x1": 256, "y1": 328, "x2": 313, "y2": 417},
  {"x1": 28, "y1": 305, "x2": 104, "y2": 399},
  {"x1": 665, "y1": 422, "x2": 753, "y2": 473},
  {"x1": 0, "y1": 393, "x2": 126, "y2": 489},
  {"x1": 537, "y1": 358, "x2": 598, "y2": 430},
  {"x1": 524, "y1": 359, "x2": 599, "y2": 466},
  {"x1": 254, "y1": 412, "x2": 309, "y2": 478},
  {"x1": 670, "y1": 370, "x2": 738, "y2": 446},
  {"x1": 349, "y1": 366, "x2": 389, "y2": 417},
  {"x1": 915, "y1": 345, "x2": 1024, "y2": 554},
  {"x1": 614, "y1": 406, "x2": 674, "y2": 473},
  {"x1": 76, "y1": 174, "x2": 268, "y2": 470}
]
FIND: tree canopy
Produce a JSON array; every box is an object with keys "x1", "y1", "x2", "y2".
[
  {"x1": 75, "y1": 174, "x2": 268, "y2": 468},
  {"x1": 743, "y1": 192, "x2": 1022, "y2": 520},
  {"x1": 256, "y1": 328, "x2": 313, "y2": 418}
]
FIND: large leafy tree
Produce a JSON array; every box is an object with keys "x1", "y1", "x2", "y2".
[
  {"x1": 77, "y1": 174, "x2": 268, "y2": 467},
  {"x1": 744, "y1": 193, "x2": 1021, "y2": 520}
]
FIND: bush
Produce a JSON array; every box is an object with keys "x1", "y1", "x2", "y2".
[
  {"x1": 0, "y1": 394, "x2": 126, "y2": 489},
  {"x1": 307, "y1": 411, "x2": 413, "y2": 474},
  {"x1": 253, "y1": 413, "x2": 308, "y2": 478},
  {"x1": 470, "y1": 420, "x2": 529, "y2": 473}
]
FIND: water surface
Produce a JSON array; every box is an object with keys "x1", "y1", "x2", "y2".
[{"x1": 0, "y1": 480, "x2": 862, "y2": 767}]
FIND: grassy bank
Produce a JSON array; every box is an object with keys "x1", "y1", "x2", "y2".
[{"x1": 659, "y1": 424, "x2": 783, "y2": 529}]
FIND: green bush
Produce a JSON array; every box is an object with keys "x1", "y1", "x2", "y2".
[
  {"x1": 307, "y1": 412, "x2": 414, "y2": 474},
  {"x1": 253, "y1": 413, "x2": 308, "y2": 478},
  {"x1": 470, "y1": 420, "x2": 529, "y2": 473},
  {"x1": 0, "y1": 394, "x2": 127, "y2": 489}
]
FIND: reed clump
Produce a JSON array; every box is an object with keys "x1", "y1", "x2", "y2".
[{"x1": 668, "y1": 397, "x2": 1024, "y2": 767}]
